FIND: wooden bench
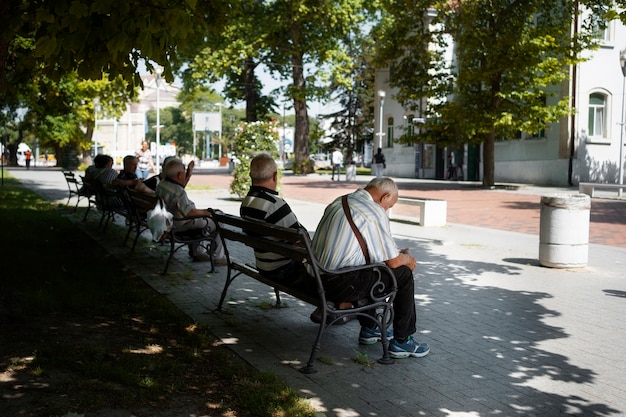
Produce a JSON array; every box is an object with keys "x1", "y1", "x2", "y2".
[
  {"x1": 579, "y1": 182, "x2": 625, "y2": 197},
  {"x1": 211, "y1": 210, "x2": 398, "y2": 374},
  {"x1": 391, "y1": 197, "x2": 447, "y2": 226}
]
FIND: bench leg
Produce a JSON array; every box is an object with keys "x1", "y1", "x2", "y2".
[
  {"x1": 377, "y1": 305, "x2": 395, "y2": 365},
  {"x1": 162, "y1": 239, "x2": 176, "y2": 274},
  {"x1": 300, "y1": 323, "x2": 324, "y2": 374},
  {"x1": 274, "y1": 288, "x2": 281, "y2": 307},
  {"x1": 216, "y1": 262, "x2": 242, "y2": 312}
]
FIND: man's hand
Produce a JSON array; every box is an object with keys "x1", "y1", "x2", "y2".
[
  {"x1": 185, "y1": 160, "x2": 195, "y2": 184},
  {"x1": 385, "y1": 249, "x2": 417, "y2": 271}
]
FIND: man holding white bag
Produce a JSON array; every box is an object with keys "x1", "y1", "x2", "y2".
[{"x1": 156, "y1": 158, "x2": 226, "y2": 264}]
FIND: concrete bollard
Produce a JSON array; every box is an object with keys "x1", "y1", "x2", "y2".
[{"x1": 539, "y1": 194, "x2": 591, "y2": 268}]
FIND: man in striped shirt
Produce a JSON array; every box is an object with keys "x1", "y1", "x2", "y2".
[
  {"x1": 240, "y1": 153, "x2": 307, "y2": 283},
  {"x1": 311, "y1": 177, "x2": 430, "y2": 359}
]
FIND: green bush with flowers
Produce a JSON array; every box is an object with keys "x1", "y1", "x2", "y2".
[{"x1": 229, "y1": 120, "x2": 281, "y2": 198}]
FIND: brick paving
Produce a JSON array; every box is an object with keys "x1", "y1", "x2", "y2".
[{"x1": 190, "y1": 169, "x2": 626, "y2": 248}]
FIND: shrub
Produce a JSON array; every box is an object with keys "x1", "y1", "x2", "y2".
[{"x1": 229, "y1": 120, "x2": 281, "y2": 198}]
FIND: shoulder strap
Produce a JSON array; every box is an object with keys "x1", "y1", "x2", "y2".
[{"x1": 341, "y1": 195, "x2": 370, "y2": 264}]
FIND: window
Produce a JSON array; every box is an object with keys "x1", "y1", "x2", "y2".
[
  {"x1": 592, "y1": 19, "x2": 610, "y2": 42},
  {"x1": 588, "y1": 93, "x2": 606, "y2": 138},
  {"x1": 407, "y1": 114, "x2": 415, "y2": 138},
  {"x1": 387, "y1": 117, "x2": 394, "y2": 147},
  {"x1": 530, "y1": 128, "x2": 545, "y2": 139},
  {"x1": 530, "y1": 95, "x2": 547, "y2": 139}
]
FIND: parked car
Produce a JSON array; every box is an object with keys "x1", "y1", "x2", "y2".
[{"x1": 310, "y1": 153, "x2": 332, "y2": 170}]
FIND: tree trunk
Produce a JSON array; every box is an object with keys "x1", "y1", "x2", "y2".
[
  {"x1": 483, "y1": 131, "x2": 495, "y2": 187},
  {"x1": 291, "y1": 52, "x2": 311, "y2": 174},
  {"x1": 244, "y1": 57, "x2": 257, "y2": 122}
]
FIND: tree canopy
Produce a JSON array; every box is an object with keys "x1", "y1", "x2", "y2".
[{"x1": 185, "y1": 0, "x2": 375, "y2": 173}]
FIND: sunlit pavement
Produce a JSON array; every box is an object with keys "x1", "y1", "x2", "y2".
[{"x1": 10, "y1": 166, "x2": 626, "y2": 417}]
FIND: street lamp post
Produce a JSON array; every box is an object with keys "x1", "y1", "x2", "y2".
[
  {"x1": 377, "y1": 90, "x2": 386, "y2": 149},
  {"x1": 216, "y1": 103, "x2": 223, "y2": 159},
  {"x1": 93, "y1": 97, "x2": 100, "y2": 156},
  {"x1": 154, "y1": 66, "x2": 162, "y2": 174},
  {"x1": 618, "y1": 50, "x2": 626, "y2": 197},
  {"x1": 283, "y1": 103, "x2": 286, "y2": 161}
]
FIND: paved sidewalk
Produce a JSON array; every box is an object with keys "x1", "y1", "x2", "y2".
[{"x1": 8, "y1": 167, "x2": 626, "y2": 417}]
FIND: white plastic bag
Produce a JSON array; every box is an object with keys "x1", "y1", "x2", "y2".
[{"x1": 147, "y1": 198, "x2": 173, "y2": 242}]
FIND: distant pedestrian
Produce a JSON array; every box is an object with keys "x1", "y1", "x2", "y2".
[
  {"x1": 136, "y1": 141, "x2": 156, "y2": 179},
  {"x1": 44, "y1": 150, "x2": 49, "y2": 166},
  {"x1": 446, "y1": 153, "x2": 456, "y2": 180},
  {"x1": 331, "y1": 148, "x2": 343, "y2": 181},
  {"x1": 373, "y1": 148, "x2": 385, "y2": 178},
  {"x1": 25, "y1": 149, "x2": 31, "y2": 169}
]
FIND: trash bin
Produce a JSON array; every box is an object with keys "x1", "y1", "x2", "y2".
[
  {"x1": 539, "y1": 194, "x2": 591, "y2": 268},
  {"x1": 345, "y1": 163, "x2": 356, "y2": 181}
]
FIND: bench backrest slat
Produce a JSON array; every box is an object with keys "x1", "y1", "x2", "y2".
[{"x1": 213, "y1": 212, "x2": 310, "y2": 262}]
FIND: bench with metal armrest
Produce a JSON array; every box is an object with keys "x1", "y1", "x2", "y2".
[{"x1": 211, "y1": 210, "x2": 398, "y2": 374}]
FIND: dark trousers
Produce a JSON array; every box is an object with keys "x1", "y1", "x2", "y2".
[
  {"x1": 323, "y1": 265, "x2": 416, "y2": 340},
  {"x1": 331, "y1": 164, "x2": 341, "y2": 180}
]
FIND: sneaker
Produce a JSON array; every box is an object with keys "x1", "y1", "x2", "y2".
[
  {"x1": 358, "y1": 326, "x2": 394, "y2": 345},
  {"x1": 192, "y1": 253, "x2": 212, "y2": 263},
  {"x1": 389, "y1": 336, "x2": 430, "y2": 358}
]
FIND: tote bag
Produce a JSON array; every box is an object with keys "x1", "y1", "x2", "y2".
[{"x1": 147, "y1": 198, "x2": 173, "y2": 242}]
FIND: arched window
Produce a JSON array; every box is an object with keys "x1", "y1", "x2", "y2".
[
  {"x1": 588, "y1": 93, "x2": 607, "y2": 138},
  {"x1": 387, "y1": 117, "x2": 394, "y2": 147}
]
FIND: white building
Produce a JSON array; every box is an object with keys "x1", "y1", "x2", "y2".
[
  {"x1": 93, "y1": 74, "x2": 180, "y2": 164},
  {"x1": 375, "y1": 12, "x2": 626, "y2": 186}
]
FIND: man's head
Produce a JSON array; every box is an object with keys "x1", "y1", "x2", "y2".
[
  {"x1": 94, "y1": 154, "x2": 114, "y2": 169},
  {"x1": 161, "y1": 156, "x2": 177, "y2": 175},
  {"x1": 164, "y1": 158, "x2": 186, "y2": 182},
  {"x1": 364, "y1": 177, "x2": 398, "y2": 211},
  {"x1": 249, "y1": 153, "x2": 278, "y2": 189},
  {"x1": 123, "y1": 155, "x2": 138, "y2": 173}
]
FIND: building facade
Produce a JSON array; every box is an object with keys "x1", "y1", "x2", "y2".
[
  {"x1": 375, "y1": 13, "x2": 626, "y2": 186},
  {"x1": 93, "y1": 74, "x2": 180, "y2": 164}
]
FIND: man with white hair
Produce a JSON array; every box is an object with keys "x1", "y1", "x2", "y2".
[
  {"x1": 311, "y1": 177, "x2": 430, "y2": 358},
  {"x1": 156, "y1": 158, "x2": 225, "y2": 264}
]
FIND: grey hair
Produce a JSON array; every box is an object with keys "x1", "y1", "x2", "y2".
[
  {"x1": 365, "y1": 177, "x2": 398, "y2": 195},
  {"x1": 164, "y1": 158, "x2": 185, "y2": 179},
  {"x1": 249, "y1": 153, "x2": 277, "y2": 182},
  {"x1": 161, "y1": 155, "x2": 177, "y2": 171}
]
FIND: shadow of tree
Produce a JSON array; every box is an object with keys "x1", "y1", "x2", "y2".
[
  {"x1": 582, "y1": 153, "x2": 622, "y2": 183},
  {"x1": 357, "y1": 236, "x2": 621, "y2": 416}
]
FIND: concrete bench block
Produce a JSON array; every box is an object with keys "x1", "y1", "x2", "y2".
[
  {"x1": 394, "y1": 197, "x2": 447, "y2": 227},
  {"x1": 578, "y1": 182, "x2": 625, "y2": 197}
]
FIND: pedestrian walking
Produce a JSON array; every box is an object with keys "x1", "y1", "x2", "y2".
[
  {"x1": 446, "y1": 153, "x2": 456, "y2": 180},
  {"x1": 373, "y1": 148, "x2": 385, "y2": 178},
  {"x1": 136, "y1": 141, "x2": 156, "y2": 179},
  {"x1": 25, "y1": 149, "x2": 32, "y2": 169},
  {"x1": 331, "y1": 148, "x2": 343, "y2": 181}
]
